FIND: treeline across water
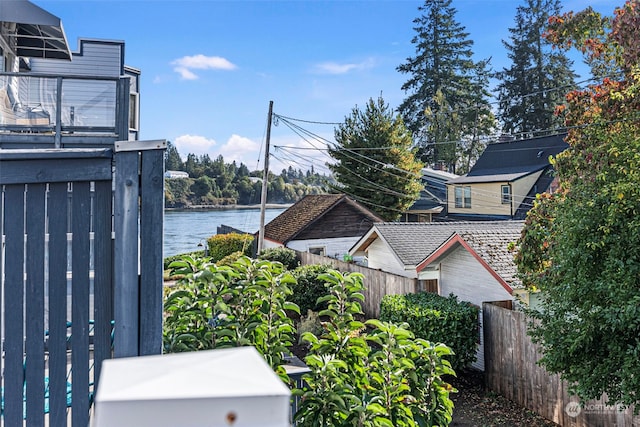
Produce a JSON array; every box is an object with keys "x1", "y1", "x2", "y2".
[{"x1": 164, "y1": 142, "x2": 330, "y2": 208}]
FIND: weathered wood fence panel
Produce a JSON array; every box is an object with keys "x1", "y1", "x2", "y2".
[
  {"x1": 0, "y1": 142, "x2": 165, "y2": 426},
  {"x1": 297, "y1": 252, "x2": 417, "y2": 318},
  {"x1": 483, "y1": 302, "x2": 639, "y2": 427}
]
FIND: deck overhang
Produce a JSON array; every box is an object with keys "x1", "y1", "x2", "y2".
[{"x1": 0, "y1": 0, "x2": 72, "y2": 60}]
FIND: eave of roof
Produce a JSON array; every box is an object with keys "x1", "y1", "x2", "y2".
[{"x1": 0, "y1": 0, "x2": 72, "y2": 60}]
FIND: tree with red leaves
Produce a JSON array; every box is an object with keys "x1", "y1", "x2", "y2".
[{"x1": 514, "y1": 0, "x2": 640, "y2": 408}]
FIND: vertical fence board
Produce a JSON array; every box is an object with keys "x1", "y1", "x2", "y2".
[
  {"x1": 113, "y1": 151, "x2": 140, "y2": 357},
  {"x1": 139, "y1": 150, "x2": 164, "y2": 355},
  {"x1": 25, "y1": 183, "x2": 46, "y2": 427},
  {"x1": 296, "y1": 251, "x2": 417, "y2": 318},
  {"x1": 47, "y1": 182, "x2": 70, "y2": 427},
  {"x1": 0, "y1": 183, "x2": 3, "y2": 420},
  {"x1": 483, "y1": 302, "x2": 639, "y2": 426},
  {"x1": 71, "y1": 182, "x2": 91, "y2": 427},
  {"x1": 93, "y1": 179, "x2": 113, "y2": 391},
  {"x1": 4, "y1": 185, "x2": 26, "y2": 425}
]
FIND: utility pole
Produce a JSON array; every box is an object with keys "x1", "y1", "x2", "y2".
[{"x1": 257, "y1": 100, "x2": 273, "y2": 254}]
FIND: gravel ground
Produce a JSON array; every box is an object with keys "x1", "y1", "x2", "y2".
[{"x1": 450, "y1": 369, "x2": 559, "y2": 427}]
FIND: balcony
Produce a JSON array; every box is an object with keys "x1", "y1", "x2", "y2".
[{"x1": 0, "y1": 71, "x2": 131, "y2": 148}]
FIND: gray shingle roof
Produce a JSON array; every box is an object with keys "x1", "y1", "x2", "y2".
[
  {"x1": 457, "y1": 229, "x2": 522, "y2": 286},
  {"x1": 371, "y1": 221, "x2": 523, "y2": 267}
]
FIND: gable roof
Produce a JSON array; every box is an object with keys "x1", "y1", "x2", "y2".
[
  {"x1": 263, "y1": 194, "x2": 383, "y2": 244},
  {"x1": 350, "y1": 221, "x2": 523, "y2": 268},
  {"x1": 448, "y1": 134, "x2": 568, "y2": 184},
  {"x1": 416, "y1": 228, "x2": 522, "y2": 292}
]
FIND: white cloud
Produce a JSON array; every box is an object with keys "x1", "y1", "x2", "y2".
[
  {"x1": 174, "y1": 134, "x2": 217, "y2": 160},
  {"x1": 219, "y1": 134, "x2": 261, "y2": 166},
  {"x1": 171, "y1": 54, "x2": 237, "y2": 80},
  {"x1": 313, "y1": 58, "x2": 376, "y2": 75}
]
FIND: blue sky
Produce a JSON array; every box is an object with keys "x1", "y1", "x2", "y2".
[{"x1": 38, "y1": 0, "x2": 622, "y2": 174}]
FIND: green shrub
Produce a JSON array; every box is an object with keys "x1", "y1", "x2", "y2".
[
  {"x1": 207, "y1": 233, "x2": 253, "y2": 262},
  {"x1": 380, "y1": 292, "x2": 479, "y2": 371},
  {"x1": 163, "y1": 255, "x2": 300, "y2": 378},
  {"x1": 294, "y1": 270, "x2": 456, "y2": 426},
  {"x1": 217, "y1": 250, "x2": 245, "y2": 267},
  {"x1": 164, "y1": 250, "x2": 204, "y2": 270},
  {"x1": 297, "y1": 310, "x2": 323, "y2": 342},
  {"x1": 257, "y1": 247, "x2": 299, "y2": 270},
  {"x1": 291, "y1": 264, "x2": 333, "y2": 314}
]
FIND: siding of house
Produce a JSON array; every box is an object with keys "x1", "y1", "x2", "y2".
[
  {"x1": 295, "y1": 202, "x2": 378, "y2": 240},
  {"x1": 28, "y1": 39, "x2": 124, "y2": 77},
  {"x1": 511, "y1": 171, "x2": 543, "y2": 212},
  {"x1": 438, "y1": 245, "x2": 513, "y2": 371},
  {"x1": 287, "y1": 236, "x2": 361, "y2": 260},
  {"x1": 447, "y1": 171, "x2": 543, "y2": 217},
  {"x1": 366, "y1": 238, "x2": 416, "y2": 278}
]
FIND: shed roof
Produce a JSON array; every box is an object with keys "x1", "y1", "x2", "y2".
[
  {"x1": 263, "y1": 194, "x2": 382, "y2": 245},
  {"x1": 416, "y1": 229, "x2": 522, "y2": 290},
  {"x1": 350, "y1": 221, "x2": 523, "y2": 268}
]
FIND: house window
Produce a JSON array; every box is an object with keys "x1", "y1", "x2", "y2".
[
  {"x1": 129, "y1": 92, "x2": 139, "y2": 131},
  {"x1": 501, "y1": 185, "x2": 511, "y2": 204},
  {"x1": 308, "y1": 246, "x2": 325, "y2": 256},
  {"x1": 455, "y1": 186, "x2": 471, "y2": 208}
]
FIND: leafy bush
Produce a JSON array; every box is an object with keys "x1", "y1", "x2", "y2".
[
  {"x1": 291, "y1": 264, "x2": 333, "y2": 314},
  {"x1": 294, "y1": 270, "x2": 456, "y2": 426},
  {"x1": 217, "y1": 250, "x2": 245, "y2": 267},
  {"x1": 164, "y1": 250, "x2": 204, "y2": 270},
  {"x1": 297, "y1": 310, "x2": 323, "y2": 342},
  {"x1": 380, "y1": 292, "x2": 479, "y2": 371},
  {"x1": 163, "y1": 254, "x2": 300, "y2": 377},
  {"x1": 257, "y1": 247, "x2": 299, "y2": 270},
  {"x1": 206, "y1": 232, "x2": 253, "y2": 263}
]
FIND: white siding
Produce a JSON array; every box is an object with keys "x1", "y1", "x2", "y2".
[
  {"x1": 438, "y1": 246, "x2": 513, "y2": 371},
  {"x1": 287, "y1": 236, "x2": 361, "y2": 261},
  {"x1": 366, "y1": 238, "x2": 416, "y2": 278}
]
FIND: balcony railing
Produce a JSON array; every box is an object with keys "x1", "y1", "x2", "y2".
[{"x1": 0, "y1": 72, "x2": 130, "y2": 148}]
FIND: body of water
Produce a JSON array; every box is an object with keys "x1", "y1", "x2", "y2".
[{"x1": 163, "y1": 207, "x2": 287, "y2": 257}]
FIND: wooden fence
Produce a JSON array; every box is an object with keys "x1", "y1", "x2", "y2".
[
  {"x1": 297, "y1": 252, "x2": 417, "y2": 318},
  {"x1": 483, "y1": 302, "x2": 639, "y2": 427},
  {"x1": 0, "y1": 141, "x2": 166, "y2": 427}
]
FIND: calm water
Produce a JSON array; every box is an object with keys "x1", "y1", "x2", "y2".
[{"x1": 163, "y1": 208, "x2": 287, "y2": 257}]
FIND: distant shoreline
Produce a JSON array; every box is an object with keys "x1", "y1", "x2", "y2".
[{"x1": 165, "y1": 204, "x2": 292, "y2": 211}]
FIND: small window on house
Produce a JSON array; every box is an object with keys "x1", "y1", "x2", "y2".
[
  {"x1": 308, "y1": 247, "x2": 325, "y2": 256},
  {"x1": 464, "y1": 186, "x2": 471, "y2": 208},
  {"x1": 455, "y1": 186, "x2": 472, "y2": 208},
  {"x1": 501, "y1": 185, "x2": 511, "y2": 204},
  {"x1": 129, "y1": 92, "x2": 139, "y2": 131}
]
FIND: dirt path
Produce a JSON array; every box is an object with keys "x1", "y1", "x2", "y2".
[{"x1": 450, "y1": 369, "x2": 558, "y2": 427}]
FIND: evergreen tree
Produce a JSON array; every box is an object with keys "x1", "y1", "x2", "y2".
[
  {"x1": 328, "y1": 96, "x2": 423, "y2": 221},
  {"x1": 495, "y1": 0, "x2": 577, "y2": 138},
  {"x1": 397, "y1": 0, "x2": 494, "y2": 172},
  {"x1": 165, "y1": 141, "x2": 183, "y2": 171}
]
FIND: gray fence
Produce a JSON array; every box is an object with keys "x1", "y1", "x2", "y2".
[
  {"x1": 296, "y1": 251, "x2": 417, "y2": 318},
  {"x1": 0, "y1": 141, "x2": 165, "y2": 426},
  {"x1": 483, "y1": 302, "x2": 639, "y2": 427}
]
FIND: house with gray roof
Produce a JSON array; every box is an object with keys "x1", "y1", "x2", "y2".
[
  {"x1": 349, "y1": 221, "x2": 524, "y2": 371},
  {"x1": 446, "y1": 134, "x2": 568, "y2": 220}
]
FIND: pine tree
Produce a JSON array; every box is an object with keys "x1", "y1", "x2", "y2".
[
  {"x1": 165, "y1": 141, "x2": 183, "y2": 171},
  {"x1": 397, "y1": 0, "x2": 494, "y2": 172},
  {"x1": 495, "y1": 0, "x2": 577, "y2": 138},
  {"x1": 327, "y1": 96, "x2": 423, "y2": 221}
]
